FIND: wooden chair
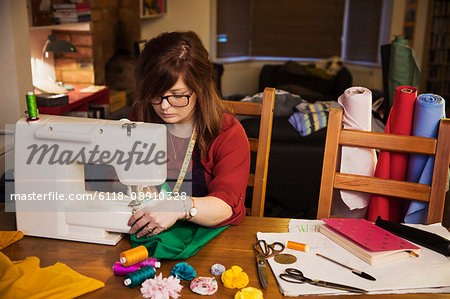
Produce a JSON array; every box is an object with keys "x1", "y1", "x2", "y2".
[
  {"x1": 317, "y1": 108, "x2": 450, "y2": 224},
  {"x1": 222, "y1": 87, "x2": 275, "y2": 217}
]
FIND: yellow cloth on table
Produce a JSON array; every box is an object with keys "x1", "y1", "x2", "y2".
[
  {"x1": 0, "y1": 252, "x2": 104, "y2": 299},
  {"x1": 0, "y1": 231, "x2": 24, "y2": 250}
]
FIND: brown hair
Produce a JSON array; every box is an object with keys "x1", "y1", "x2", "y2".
[{"x1": 133, "y1": 31, "x2": 224, "y2": 157}]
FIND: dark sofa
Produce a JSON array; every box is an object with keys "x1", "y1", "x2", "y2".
[
  {"x1": 258, "y1": 61, "x2": 353, "y2": 101},
  {"x1": 239, "y1": 61, "x2": 353, "y2": 218}
]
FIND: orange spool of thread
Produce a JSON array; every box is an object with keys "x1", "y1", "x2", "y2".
[
  {"x1": 120, "y1": 245, "x2": 149, "y2": 267},
  {"x1": 286, "y1": 241, "x2": 309, "y2": 252}
]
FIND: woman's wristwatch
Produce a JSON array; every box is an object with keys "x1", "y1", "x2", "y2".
[{"x1": 184, "y1": 197, "x2": 197, "y2": 220}]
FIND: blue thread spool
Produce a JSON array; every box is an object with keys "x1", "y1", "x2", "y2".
[{"x1": 123, "y1": 265, "x2": 156, "y2": 288}]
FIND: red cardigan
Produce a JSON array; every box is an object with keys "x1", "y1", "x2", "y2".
[
  {"x1": 127, "y1": 110, "x2": 250, "y2": 226},
  {"x1": 202, "y1": 113, "x2": 250, "y2": 226}
]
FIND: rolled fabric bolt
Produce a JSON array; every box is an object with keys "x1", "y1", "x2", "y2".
[
  {"x1": 338, "y1": 87, "x2": 377, "y2": 211},
  {"x1": 286, "y1": 241, "x2": 309, "y2": 252}
]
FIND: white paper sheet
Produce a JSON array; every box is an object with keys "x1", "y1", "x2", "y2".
[
  {"x1": 288, "y1": 219, "x2": 324, "y2": 233},
  {"x1": 80, "y1": 85, "x2": 106, "y2": 93},
  {"x1": 257, "y1": 231, "x2": 450, "y2": 296}
]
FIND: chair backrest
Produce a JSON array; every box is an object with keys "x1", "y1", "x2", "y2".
[
  {"x1": 222, "y1": 87, "x2": 276, "y2": 217},
  {"x1": 317, "y1": 108, "x2": 450, "y2": 224}
]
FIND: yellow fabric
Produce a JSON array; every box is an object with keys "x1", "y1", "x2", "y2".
[
  {"x1": 221, "y1": 265, "x2": 249, "y2": 289},
  {"x1": 0, "y1": 231, "x2": 24, "y2": 249},
  {"x1": 0, "y1": 252, "x2": 104, "y2": 299},
  {"x1": 234, "y1": 287, "x2": 264, "y2": 299}
]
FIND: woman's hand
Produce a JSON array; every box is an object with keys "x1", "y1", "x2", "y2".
[{"x1": 128, "y1": 202, "x2": 185, "y2": 238}]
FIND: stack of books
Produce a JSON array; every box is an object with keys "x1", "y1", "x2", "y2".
[
  {"x1": 36, "y1": 93, "x2": 69, "y2": 107},
  {"x1": 52, "y1": 2, "x2": 91, "y2": 24}
]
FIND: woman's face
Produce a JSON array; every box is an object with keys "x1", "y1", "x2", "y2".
[{"x1": 152, "y1": 78, "x2": 196, "y2": 124}]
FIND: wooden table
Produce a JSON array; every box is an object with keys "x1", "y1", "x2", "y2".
[
  {"x1": 37, "y1": 86, "x2": 110, "y2": 116},
  {"x1": 1, "y1": 215, "x2": 448, "y2": 298}
]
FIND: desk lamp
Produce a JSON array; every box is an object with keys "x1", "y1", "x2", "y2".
[
  {"x1": 44, "y1": 34, "x2": 77, "y2": 54},
  {"x1": 36, "y1": 34, "x2": 77, "y2": 93}
]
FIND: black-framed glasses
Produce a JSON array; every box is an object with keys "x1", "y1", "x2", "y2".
[{"x1": 150, "y1": 91, "x2": 194, "y2": 107}]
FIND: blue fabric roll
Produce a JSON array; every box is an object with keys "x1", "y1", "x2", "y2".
[{"x1": 404, "y1": 94, "x2": 446, "y2": 224}]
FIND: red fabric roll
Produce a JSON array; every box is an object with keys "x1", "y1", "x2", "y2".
[{"x1": 366, "y1": 86, "x2": 417, "y2": 222}]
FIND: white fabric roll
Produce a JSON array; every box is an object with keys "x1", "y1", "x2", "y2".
[{"x1": 337, "y1": 87, "x2": 377, "y2": 210}]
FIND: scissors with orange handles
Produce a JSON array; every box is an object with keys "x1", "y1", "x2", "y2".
[
  {"x1": 279, "y1": 268, "x2": 368, "y2": 293},
  {"x1": 254, "y1": 239, "x2": 285, "y2": 289}
]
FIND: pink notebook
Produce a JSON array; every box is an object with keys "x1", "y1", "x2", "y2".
[{"x1": 320, "y1": 218, "x2": 421, "y2": 265}]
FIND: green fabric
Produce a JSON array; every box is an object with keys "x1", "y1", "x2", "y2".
[
  {"x1": 130, "y1": 221, "x2": 228, "y2": 260},
  {"x1": 160, "y1": 181, "x2": 170, "y2": 196},
  {"x1": 388, "y1": 37, "x2": 421, "y2": 108}
]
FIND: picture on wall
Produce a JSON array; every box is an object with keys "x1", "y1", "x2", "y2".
[{"x1": 140, "y1": 0, "x2": 166, "y2": 18}]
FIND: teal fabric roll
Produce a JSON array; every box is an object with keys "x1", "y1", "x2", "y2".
[
  {"x1": 388, "y1": 37, "x2": 421, "y2": 109},
  {"x1": 404, "y1": 94, "x2": 446, "y2": 224},
  {"x1": 130, "y1": 221, "x2": 228, "y2": 260}
]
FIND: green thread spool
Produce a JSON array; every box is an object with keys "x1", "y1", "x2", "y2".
[
  {"x1": 123, "y1": 265, "x2": 156, "y2": 288},
  {"x1": 26, "y1": 92, "x2": 39, "y2": 120}
]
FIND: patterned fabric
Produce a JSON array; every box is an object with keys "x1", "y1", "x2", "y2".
[
  {"x1": 288, "y1": 102, "x2": 332, "y2": 136},
  {"x1": 295, "y1": 101, "x2": 331, "y2": 114},
  {"x1": 241, "y1": 89, "x2": 303, "y2": 117},
  {"x1": 190, "y1": 277, "x2": 218, "y2": 295}
]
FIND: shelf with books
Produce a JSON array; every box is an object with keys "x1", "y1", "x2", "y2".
[
  {"x1": 421, "y1": 0, "x2": 450, "y2": 114},
  {"x1": 28, "y1": 0, "x2": 91, "y2": 28},
  {"x1": 140, "y1": 0, "x2": 166, "y2": 19},
  {"x1": 29, "y1": 22, "x2": 91, "y2": 31},
  {"x1": 403, "y1": 0, "x2": 417, "y2": 46}
]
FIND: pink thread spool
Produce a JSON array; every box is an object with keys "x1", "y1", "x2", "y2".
[{"x1": 113, "y1": 258, "x2": 161, "y2": 276}]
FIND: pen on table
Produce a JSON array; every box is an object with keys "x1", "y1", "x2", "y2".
[{"x1": 316, "y1": 253, "x2": 376, "y2": 281}]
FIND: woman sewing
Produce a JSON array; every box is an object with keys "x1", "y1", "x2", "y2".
[{"x1": 127, "y1": 31, "x2": 250, "y2": 239}]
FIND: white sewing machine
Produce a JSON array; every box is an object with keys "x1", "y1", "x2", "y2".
[{"x1": 13, "y1": 114, "x2": 167, "y2": 245}]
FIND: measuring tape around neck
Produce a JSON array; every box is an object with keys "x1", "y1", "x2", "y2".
[{"x1": 172, "y1": 129, "x2": 197, "y2": 194}]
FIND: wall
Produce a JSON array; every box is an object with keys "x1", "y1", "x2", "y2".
[
  {"x1": 29, "y1": 23, "x2": 90, "y2": 91},
  {"x1": 220, "y1": 60, "x2": 385, "y2": 97},
  {"x1": 219, "y1": 0, "x2": 429, "y2": 97},
  {"x1": 140, "y1": 0, "x2": 212, "y2": 52},
  {"x1": 0, "y1": 0, "x2": 33, "y2": 130},
  {"x1": 90, "y1": 0, "x2": 140, "y2": 84},
  {"x1": 28, "y1": 0, "x2": 140, "y2": 89},
  {"x1": 222, "y1": 60, "x2": 278, "y2": 96},
  {"x1": 412, "y1": 0, "x2": 429, "y2": 67},
  {"x1": 53, "y1": 29, "x2": 95, "y2": 85},
  {"x1": 1, "y1": 0, "x2": 431, "y2": 124},
  {"x1": 29, "y1": 28, "x2": 54, "y2": 85}
]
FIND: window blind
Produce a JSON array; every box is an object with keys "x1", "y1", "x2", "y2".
[
  {"x1": 251, "y1": 0, "x2": 345, "y2": 58},
  {"x1": 216, "y1": 0, "x2": 252, "y2": 58},
  {"x1": 344, "y1": 0, "x2": 383, "y2": 63}
]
